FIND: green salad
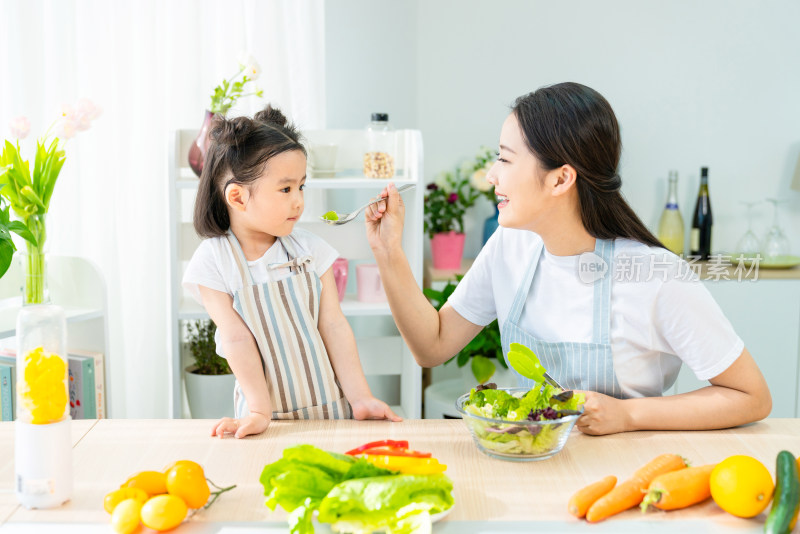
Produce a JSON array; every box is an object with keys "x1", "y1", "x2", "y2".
[
  {"x1": 461, "y1": 384, "x2": 585, "y2": 456},
  {"x1": 260, "y1": 444, "x2": 453, "y2": 534}
]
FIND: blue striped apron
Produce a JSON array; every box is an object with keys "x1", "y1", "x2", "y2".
[
  {"x1": 502, "y1": 238, "x2": 624, "y2": 398},
  {"x1": 226, "y1": 231, "x2": 352, "y2": 419}
]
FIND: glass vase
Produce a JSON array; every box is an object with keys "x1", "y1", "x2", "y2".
[
  {"x1": 188, "y1": 110, "x2": 216, "y2": 177},
  {"x1": 23, "y1": 214, "x2": 48, "y2": 305}
]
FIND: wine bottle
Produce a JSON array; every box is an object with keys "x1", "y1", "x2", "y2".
[
  {"x1": 657, "y1": 170, "x2": 685, "y2": 255},
  {"x1": 690, "y1": 167, "x2": 712, "y2": 260}
]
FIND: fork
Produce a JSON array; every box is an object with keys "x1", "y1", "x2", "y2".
[{"x1": 319, "y1": 183, "x2": 416, "y2": 226}]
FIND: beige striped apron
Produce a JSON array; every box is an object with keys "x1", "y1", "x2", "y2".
[{"x1": 226, "y1": 231, "x2": 352, "y2": 420}]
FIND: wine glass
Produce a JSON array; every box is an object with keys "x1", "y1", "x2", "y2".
[
  {"x1": 736, "y1": 201, "x2": 761, "y2": 257},
  {"x1": 762, "y1": 198, "x2": 791, "y2": 261}
]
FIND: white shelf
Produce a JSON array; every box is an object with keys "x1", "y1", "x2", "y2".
[
  {"x1": 0, "y1": 306, "x2": 104, "y2": 338},
  {"x1": 340, "y1": 297, "x2": 392, "y2": 316},
  {"x1": 179, "y1": 296, "x2": 392, "y2": 319}
]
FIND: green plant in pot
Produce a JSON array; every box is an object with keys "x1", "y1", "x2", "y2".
[
  {"x1": 423, "y1": 275, "x2": 507, "y2": 384},
  {"x1": 184, "y1": 319, "x2": 235, "y2": 418}
]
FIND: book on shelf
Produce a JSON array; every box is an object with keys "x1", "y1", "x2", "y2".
[
  {"x1": 69, "y1": 348, "x2": 105, "y2": 419},
  {"x1": 68, "y1": 354, "x2": 96, "y2": 420},
  {"x1": 0, "y1": 361, "x2": 13, "y2": 421}
]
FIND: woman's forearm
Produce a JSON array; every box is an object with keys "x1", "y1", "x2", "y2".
[
  {"x1": 373, "y1": 246, "x2": 452, "y2": 367},
  {"x1": 221, "y1": 336, "x2": 272, "y2": 416},
  {"x1": 626, "y1": 384, "x2": 771, "y2": 431}
]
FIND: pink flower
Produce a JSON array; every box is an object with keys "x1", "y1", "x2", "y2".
[
  {"x1": 57, "y1": 118, "x2": 77, "y2": 139},
  {"x1": 448, "y1": 193, "x2": 458, "y2": 203},
  {"x1": 9, "y1": 116, "x2": 30, "y2": 139},
  {"x1": 73, "y1": 98, "x2": 102, "y2": 132}
]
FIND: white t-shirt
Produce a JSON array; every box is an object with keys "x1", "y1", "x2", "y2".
[
  {"x1": 183, "y1": 228, "x2": 339, "y2": 302},
  {"x1": 182, "y1": 228, "x2": 339, "y2": 355},
  {"x1": 448, "y1": 228, "x2": 744, "y2": 398}
]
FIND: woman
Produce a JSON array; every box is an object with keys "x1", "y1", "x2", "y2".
[{"x1": 365, "y1": 82, "x2": 771, "y2": 435}]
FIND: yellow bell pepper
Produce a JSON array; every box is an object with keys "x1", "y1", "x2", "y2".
[{"x1": 363, "y1": 454, "x2": 447, "y2": 474}]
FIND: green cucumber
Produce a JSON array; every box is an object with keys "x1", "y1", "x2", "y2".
[{"x1": 765, "y1": 450, "x2": 800, "y2": 534}]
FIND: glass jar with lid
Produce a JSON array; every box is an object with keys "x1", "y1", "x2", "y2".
[{"x1": 363, "y1": 113, "x2": 396, "y2": 179}]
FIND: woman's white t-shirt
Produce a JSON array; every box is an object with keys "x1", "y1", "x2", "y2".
[
  {"x1": 182, "y1": 228, "x2": 339, "y2": 355},
  {"x1": 447, "y1": 228, "x2": 744, "y2": 398}
]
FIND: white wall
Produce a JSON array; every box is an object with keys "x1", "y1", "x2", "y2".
[{"x1": 327, "y1": 0, "x2": 800, "y2": 260}]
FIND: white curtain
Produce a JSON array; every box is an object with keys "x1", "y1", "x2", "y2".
[{"x1": 0, "y1": 0, "x2": 326, "y2": 417}]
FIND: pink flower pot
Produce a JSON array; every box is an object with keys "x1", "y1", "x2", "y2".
[
  {"x1": 332, "y1": 258, "x2": 348, "y2": 302},
  {"x1": 431, "y1": 231, "x2": 466, "y2": 270}
]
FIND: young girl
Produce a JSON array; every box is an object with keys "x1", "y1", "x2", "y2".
[
  {"x1": 183, "y1": 105, "x2": 401, "y2": 438},
  {"x1": 365, "y1": 82, "x2": 772, "y2": 436}
]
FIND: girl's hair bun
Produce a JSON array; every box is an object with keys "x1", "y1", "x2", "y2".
[
  {"x1": 255, "y1": 105, "x2": 288, "y2": 127},
  {"x1": 209, "y1": 114, "x2": 252, "y2": 147}
]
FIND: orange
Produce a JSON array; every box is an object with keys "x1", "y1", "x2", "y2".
[
  {"x1": 166, "y1": 463, "x2": 210, "y2": 508},
  {"x1": 710, "y1": 455, "x2": 773, "y2": 518},
  {"x1": 122, "y1": 470, "x2": 168, "y2": 497}
]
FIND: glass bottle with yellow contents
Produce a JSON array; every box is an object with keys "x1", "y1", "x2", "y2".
[
  {"x1": 15, "y1": 304, "x2": 72, "y2": 509},
  {"x1": 657, "y1": 170, "x2": 685, "y2": 256}
]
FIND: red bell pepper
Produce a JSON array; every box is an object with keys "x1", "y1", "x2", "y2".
[{"x1": 345, "y1": 439, "x2": 409, "y2": 456}]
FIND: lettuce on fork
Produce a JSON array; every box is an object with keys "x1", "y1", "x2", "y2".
[{"x1": 259, "y1": 444, "x2": 454, "y2": 534}]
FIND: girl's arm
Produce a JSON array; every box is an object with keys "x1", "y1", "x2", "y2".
[
  {"x1": 364, "y1": 183, "x2": 484, "y2": 367},
  {"x1": 317, "y1": 267, "x2": 401, "y2": 421},
  {"x1": 198, "y1": 285, "x2": 272, "y2": 438},
  {"x1": 577, "y1": 348, "x2": 772, "y2": 435}
]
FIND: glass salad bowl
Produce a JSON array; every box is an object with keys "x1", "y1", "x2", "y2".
[{"x1": 456, "y1": 387, "x2": 583, "y2": 462}]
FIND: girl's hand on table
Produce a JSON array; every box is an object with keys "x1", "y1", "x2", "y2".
[
  {"x1": 351, "y1": 397, "x2": 403, "y2": 422},
  {"x1": 575, "y1": 391, "x2": 631, "y2": 436},
  {"x1": 211, "y1": 412, "x2": 270, "y2": 439}
]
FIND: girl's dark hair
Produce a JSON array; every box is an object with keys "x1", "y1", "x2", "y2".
[
  {"x1": 193, "y1": 105, "x2": 306, "y2": 238},
  {"x1": 512, "y1": 82, "x2": 663, "y2": 249}
]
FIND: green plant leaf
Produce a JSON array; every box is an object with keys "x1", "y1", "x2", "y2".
[
  {"x1": 0, "y1": 239, "x2": 13, "y2": 279},
  {"x1": 7, "y1": 220, "x2": 37, "y2": 246},
  {"x1": 471, "y1": 355, "x2": 495, "y2": 384}
]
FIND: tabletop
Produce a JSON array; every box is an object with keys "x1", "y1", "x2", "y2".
[{"x1": 1, "y1": 418, "x2": 799, "y2": 532}]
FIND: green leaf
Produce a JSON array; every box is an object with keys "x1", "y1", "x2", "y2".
[
  {"x1": 0, "y1": 239, "x2": 13, "y2": 279},
  {"x1": 507, "y1": 350, "x2": 545, "y2": 383},
  {"x1": 7, "y1": 220, "x2": 37, "y2": 246},
  {"x1": 471, "y1": 355, "x2": 495, "y2": 384}
]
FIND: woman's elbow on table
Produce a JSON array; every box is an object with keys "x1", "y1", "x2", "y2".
[{"x1": 711, "y1": 347, "x2": 772, "y2": 423}]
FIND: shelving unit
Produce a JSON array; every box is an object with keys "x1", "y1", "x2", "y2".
[
  {"x1": 168, "y1": 128, "x2": 425, "y2": 419},
  {"x1": 0, "y1": 255, "x2": 111, "y2": 415}
]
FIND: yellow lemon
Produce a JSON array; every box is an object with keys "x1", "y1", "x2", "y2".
[
  {"x1": 710, "y1": 455, "x2": 774, "y2": 518},
  {"x1": 110, "y1": 498, "x2": 142, "y2": 534},
  {"x1": 140, "y1": 494, "x2": 188, "y2": 531}
]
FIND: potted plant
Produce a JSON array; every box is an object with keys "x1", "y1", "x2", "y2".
[
  {"x1": 183, "y1": 319, "x2": 236, "y2": 419},
  {"x1": 188, "y1": 54, "x2": 264, "y2": 176},
  {"x1": 423, "y1": 173, "x2": 478, "y2": 270},
  {"x1": 423, "y1": 275, "x2": 512, "y2": 388}
]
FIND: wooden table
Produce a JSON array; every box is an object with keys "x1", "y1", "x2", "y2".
[{"x1": 1, "y1": 419, "x2": 798, "y2": 532}]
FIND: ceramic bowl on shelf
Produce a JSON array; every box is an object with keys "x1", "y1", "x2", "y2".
[{"x1": 455, "y1": 387, "x2": 582, "y2": 462}]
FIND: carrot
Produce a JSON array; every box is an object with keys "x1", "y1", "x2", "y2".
[
  {"x1": 568, "y1": 475, "x2": 617, "y2": 518},
  {"x1": 585, "y1": 453, "x2": 687, "y2": 522},
  {"x1": 640, "y1": 464, "x2": 715, "y2": 512}
]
